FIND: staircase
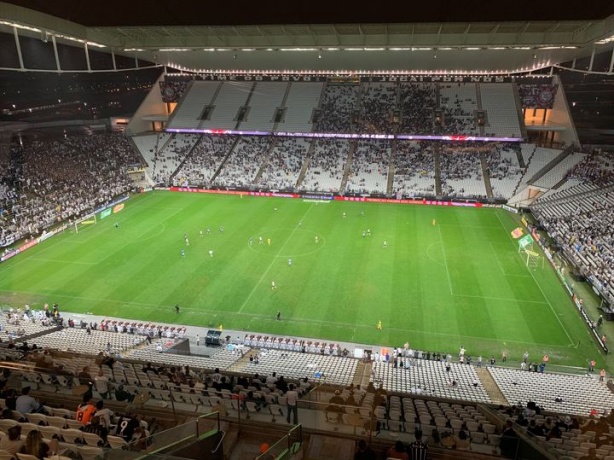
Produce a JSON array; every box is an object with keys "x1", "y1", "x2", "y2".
[
  {"x1": 526, "y1": 145, "x2": 574, "y2": 186},
  {"x1": 209, "y1": 137, "x2": 241, "y2": 185},
  {"x1": 434, "y1": 143, "x2": 442, "y2": 198},
  {"x1": 476, "y1": 84, "x2": 485, "y2": 137},
  {"x1": 227, "y1": 350, "x2": 259, "y2": 373},
  {"x1": 352, "y1": 361, "x2": 372, "y2": 388},
  {"x1": 295, "y1": 141, "x2": 316, "y2": 189},
  {"x1": 475, "y1": 367, "x2": 508, "y2": 406},
  {"x1": 338, "y1": 141, "x2": 357, "y2": 193},
  {"x1": 169, "y1": 135, "x2": 202, "y2": 184},
  {"x1": 515, "y1": 146, "x2": 526, "y2": 169},
  {"x1": 479, "y1": 151, "x2": 494, "y2": 200},
  {"x1": 251, "y1": 138, "x2": 278, "y2": 185},
  {"x1": 386, "y1": 141, "x2": 397, "y2": 195}
]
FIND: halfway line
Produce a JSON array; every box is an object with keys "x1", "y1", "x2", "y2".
[{"x1": 237, "y1": 204, "x2": 314, "y2": 314}]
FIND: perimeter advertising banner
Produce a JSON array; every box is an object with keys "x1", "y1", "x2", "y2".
[
  {"x1": 169, "y1": 187, "x2": 484, "y2": 208},
  {"x1": 99, "y1": 208, "x2": 112, "y2": 220}
]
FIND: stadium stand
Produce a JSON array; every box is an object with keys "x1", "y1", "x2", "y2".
[
  {"x1": 486, "y1": 144, "x2": 524, "y2": 200},
  {"x1": 166, "y1": 81, "x2": 219, "y2": 130},
  {"x1": 344, "y1": 140, "x2": 391, "y2": 195},
  {"x1": 237, "y1": 82, "x2": 288, "y2": 132},
  {"x1": 2, "y1": 74, "x2": 613, "y2": 460},
  {"x1": 392, "y1": 141, "x2": 436, "y2": 198},
  {"x1": 439, "y1": 147, "x2": 487, "y2": 199},
  {"x1": 172, "y1": 135, "x2": 235, "y2": 187},
  {"x1": 439, "y1": 83, "x2": 479, "y2": 135},
  {"x1": 299, "y1": 139, "x2": 349, "y2": 193},
  {"x1": 315, "y1": 84, "x2": 358, "y2": 133},
  {"x1": 276, "y1": 82, "x2": 324, "y2": 133},
  {"x1": 479, "y1": 83, "x2": 522, "y2": 138},
  {"x1": 257, "y1": 137, "x2": 311, "y2": 191},
  {"x1": 213, "y1": 136, "x2": 273, "y2": 188}
]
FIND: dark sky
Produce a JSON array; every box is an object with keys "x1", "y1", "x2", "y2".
[{"x1": 6, "y1": 0, "x2": 614, "y2": 27}]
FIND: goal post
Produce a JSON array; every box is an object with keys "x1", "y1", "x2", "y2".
[
  {"x1": 74, "y1": 212, "x2": 97, "y2": 233},
  {"x1": 524, "y1": 249, "x2": 543, "y2": 269}
]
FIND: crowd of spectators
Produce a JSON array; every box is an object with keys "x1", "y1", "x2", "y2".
[
  {"x1": 257, "y1": 138, "x2": 310, "y2": 191},
  {"x1": 173, "y1": 135, "x2": 235, "y2": 187},
  {"x1": 345, "y1": 140, "x2": 390, "y2": 195},
  {"x1": 398, "y1": 83, "x2": 437, "y2": 134},
  {"x1": 439, "y1": 84, "x2": 479, "y2": 136},
  {"x1": 439, "y1": 146, "x2": 485, "y2": 199},
  {"x1": 392, "y1": 141, "x2": 436, "y2": 198},
  {"x1": 213, "y1": 137, "x2": 274, "y2": 188},
  {"x1": 485, "y1": 143, "x2": 523, "y2": 200},
  {"x1": 531, "y1": 149, "x2": 614, "y2": 305},
  {"x1": 299, "y1": 139, "x2": 349, "y2": 193},
  {"x1": 565, "y1": 149, "x2": 614, "y2": 187},
  {"x1": 356, "y1": 83, "x2": 397, "y2": 134},
  {"x1": 315, "y1": 84, "x2": 357, "y2": 133},
  {"x1": 152, "y1": 134, "x2": 198, "y2": 185},
  {"x1": 0, "y1": 133, "x2": 139, "y2": 247}
]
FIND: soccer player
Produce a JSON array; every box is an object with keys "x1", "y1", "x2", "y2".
[
  {"x1": 259, "y1": 236, "x2": 264, "y2": 245},
  {"x1": 377, "y1": 320, "x2": 382, "y2": 331},
  {"x1": 249, "y1": 237, "x2": 253, "y2": 246},
  {"x1": 219, "y1": 226, "x2": 225, "y2": 233},
  {"x1": 267, "y1": 238, "x2": 271, "y2": 246},
  {"x1": 185, "y1": 237, "x2": 189, "y2": 246},
  {"x1": 175, "y1": 304, "x2": 180, "y2": 314},
  {"x1": 298, "y1": 220, "x2": 302, "y2": 227},
  {"x1": 367, "y1": 229, "x2": 371, "y2": 236},
  {"x1": 362, "y1": 231, "x2": 366, "y2": 238},
  {"x1": 271, "y1": 281, "x2": 277, "y2": 290},
  {"x1": 314, "y1": 235, "x2": 319, "y2": 243},
  {"x1": 209, "y1": 250, "x2": 214, "y2": 257},
  {"x1": 206, "y1": 227, "x2": 211, "y2": 235},
  {"x1": 342, "y1": 212, "x2": 347, "y2": 218},
  {"x1": 114, "y1": 222, "x2": 120, "y2": 229},
  {"x1": 383, "y1": 240, "x2": 387, "y2": 248},
  {"x1": 180, "y1": 249, "x2": 185, "y2": 258},
  {"x1": 199, "y1": 230, "x2": 203, "y2": 237},
  {"x1": 432, "y1": 218, "x2": 437, "y2": 226},
  {"x1": 288, "y1": 258, "x2": 292, "y2": 266},
  {"x1": 276, "y1": 311, "x2": 281, "y2": 321}
]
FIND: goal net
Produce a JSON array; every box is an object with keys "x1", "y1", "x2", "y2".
[
  {"x1": 73, "y1": 212, "x2": 97, "y2": 233},
  {"x1": 523, "y1": 249, "x2": 543, "y2": 269}
]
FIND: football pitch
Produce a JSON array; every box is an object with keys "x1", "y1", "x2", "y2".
[{"x1": 0, "y1": 191, "x2": 599, "y2": 368}]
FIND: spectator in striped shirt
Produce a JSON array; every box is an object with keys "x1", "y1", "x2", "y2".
[{"x1": 407, "y1": 430, "x2": 428, "y2": 460}]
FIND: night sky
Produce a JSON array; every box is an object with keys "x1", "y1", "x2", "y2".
[{"x1": 5, "y1": 0, "x2": 614, "y2": 27}]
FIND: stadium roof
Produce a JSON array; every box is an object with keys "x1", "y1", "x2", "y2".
[{"x1": 1, "y1": 1, "x2": 614, "y2": 73}]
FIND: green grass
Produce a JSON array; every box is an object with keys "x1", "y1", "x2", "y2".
[{"x1": 0, "y1": 191, "x2": 602, "y2": 368}]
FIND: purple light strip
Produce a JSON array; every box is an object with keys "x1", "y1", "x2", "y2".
[{"x1": 164, "y1": 128, "x2": 523, "y2": 143}]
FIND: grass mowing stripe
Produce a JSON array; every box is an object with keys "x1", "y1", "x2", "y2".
[
  {"x1": 237, "y1": 203, "x2": 314, "y2": 314},
  {"x1": 437, "y1": 225, "x2": 454, "y2": 295},
  {"x1": 0, "y1": 192, "x2": 593, "y2": 366},
  {"x1": 494, "y1": 210, "x2": 575, "y2": 346}
]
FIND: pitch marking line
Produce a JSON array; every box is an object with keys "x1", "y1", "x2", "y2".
[
  {"x1": 29, "y1": 258, "x2": 97, "y2": 266},
  {"x1": 437, "y1": 225, "x2": 454, "y2": 295},
  {"x1": 237, "y1": 203, "x2": 314, "y2": 314},
  {"x1": 0, "y1": 288, "x2": 565, "y2": 348},
  {"x1": 488, "y1": 242, "x2": 531, "y2": 278},
  {"x1": 452, "y1": 293, "x2": 550, "y2": 305},
  {"x1": 495, "y1": 210, "x2": 575, "y2": 346}
]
